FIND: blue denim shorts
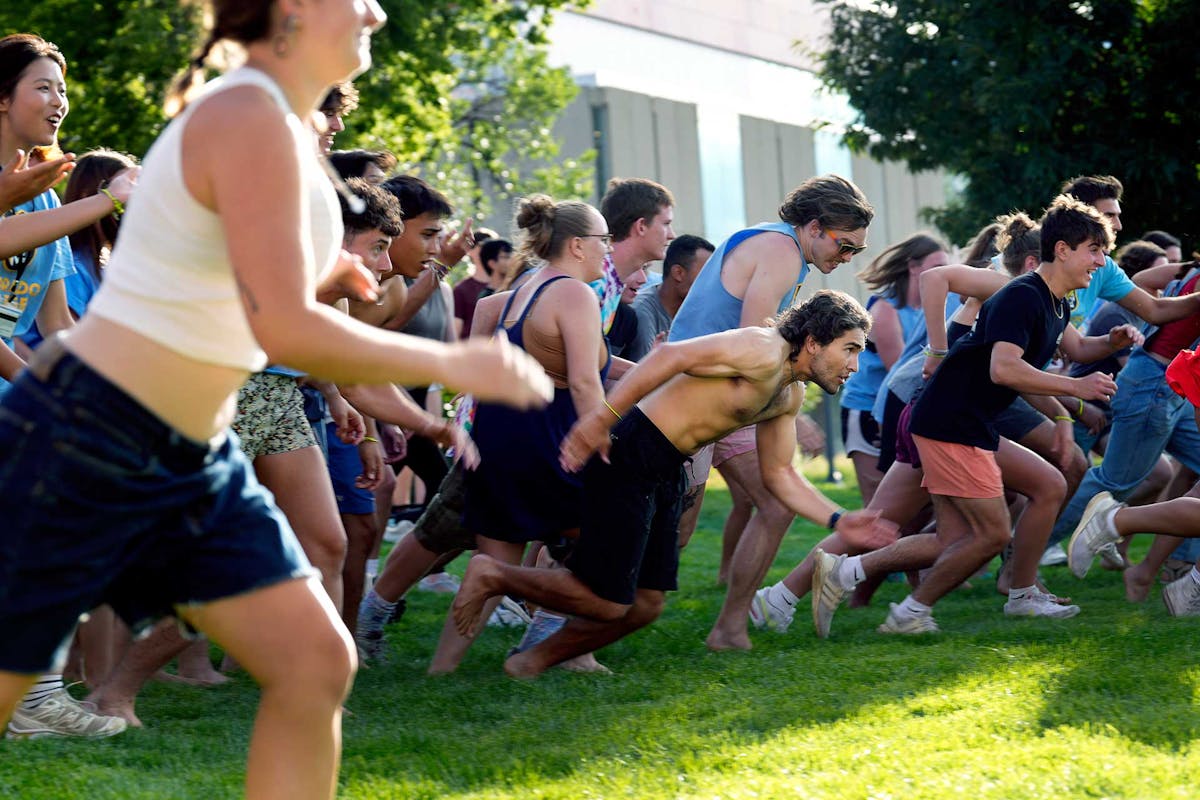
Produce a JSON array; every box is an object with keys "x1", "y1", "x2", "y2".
[{"x1": 0, "y1": 339, "x2": 315, "y2": 673}]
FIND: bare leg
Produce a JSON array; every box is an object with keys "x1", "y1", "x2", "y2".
[
  {"x1": 849, "y1": 450, "x2": 884, "y2": 509},
  {"x1": 89, "y1": 619, "x2": 190, "y2": 727},
  {"x1": 255, "y1": 447, "x2": 347, "y2": 612},
  {"x1": 174, "y1": 638, "x2": 228, "y2": 685},
  {"x1": 371, "y1": 533, "x2": 442, "y2": 602},
  {"x1": 912, "y1": 495, "x2": 1010, "y2": 607},
  {"x1": 712, "y1": 469, "x2": 750, "y2": 585},
  {"x1": 1125, "y1": 534, "x2": 1183, "y2": 601},
  {"x1": 76, "y1": 605, "x2": 127, "y2": 690},
  {"x1": 340, "y1": 512, "x2": 376, "y2": 638},
  {"x1": 182, "y1": 578, "x2": 356, "y2": 800},
  {"x1": 0, "y1": 673, "x2": 37, "y2": 731},
  {"x1": 1119, "y1": 480, "x2": 1200, "y2": 601},
  {"x1": 997, "y1": 438, "x2": 1067, "y2": 591},
  {"x1": 427, "y1": 537, "x2": 524, "y2": 675},
  {"x1": 1018, "y1": 421, "x2": 1087, "y2": 514},
  {"x1": 705, "y1": 450, "x2": 796, "y2": 652},
  {"x1": 505, "y1": 589, "x2": 665, "y2": 679},
  {"x1": 452, "y1": 554, "x2": 629, "y2": 636},
  {"x1": 675, "y1": 483, "x2": 707, "y2": 551}
]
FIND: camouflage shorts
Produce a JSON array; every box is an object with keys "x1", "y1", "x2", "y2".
[{"x1": 231, "y1": 372, "x2": 316, "y2": 461}]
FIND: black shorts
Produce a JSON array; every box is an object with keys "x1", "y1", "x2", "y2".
[
  {"x1": 566, "y1": 407, "x2": 688, "y2": 605},
  {"x1": 994, "y1": 396, "x2": 1045, "y2": 441}
]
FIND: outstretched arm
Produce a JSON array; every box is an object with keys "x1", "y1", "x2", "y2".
[
  {"x1": 1118, "y1": 284, "x2": 1200, "y2": 325},
  {"x1": 919, "y1": 265, "x2": 1008, "y2": 353}
]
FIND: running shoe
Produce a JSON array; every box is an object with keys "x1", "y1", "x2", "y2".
[
  {"x1": 748, "y1": 587, "x2": 793, "y2": 633},
  {"x1": 1067, "y1": 492, "x2": 1124, "y2": 579},
  {"x1": 877, "y1": 603, "x2": 939, "y2": 634},
  {"x1": 811, "y1": 549, "x2": 848, "y2": 639},
  {"x1": 1162, "y1": 574, "x2": 1200, "y2": 617},
  {"x1": 6, "y1": 689, "x2": 127, "y2": 740},
  {"x1": 1003, "y1": 588, "x2": 1081, "y2": 618}
]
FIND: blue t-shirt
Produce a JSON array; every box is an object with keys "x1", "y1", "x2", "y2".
[
  {"x1": 1, "y1": 187, "x2": 75, "y2": 345},
  {"x1": 20, "y1": 246, "x2": 100, "y2": 351}
]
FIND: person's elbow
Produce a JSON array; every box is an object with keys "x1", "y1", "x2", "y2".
[{"x1": 989, "y1": 357, "x2": 1017, "y2": 388}]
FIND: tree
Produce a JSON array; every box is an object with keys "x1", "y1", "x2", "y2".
[
  {"x1": 814, "y1": 0, "x2": 1200, "y2": 247},
  {"x1": 1, "y1": 0, "x2": 593, "y2": 218}
]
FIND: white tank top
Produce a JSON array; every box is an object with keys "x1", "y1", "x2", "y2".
[{"x1": 88, "y1": 67, "x2": 342, "y2": 371}]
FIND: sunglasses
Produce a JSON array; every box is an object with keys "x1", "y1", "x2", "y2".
[
  {"x1": 579, "y1": 234, "x2": 613, "y2": 246},
  {"x1": 824, "y1": 229, "x2": 867, "y2": 256}
]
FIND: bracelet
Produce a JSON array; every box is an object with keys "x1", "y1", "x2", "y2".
[
  {"x1": 99, "y1": 187, "x2": 124, "y2": 217},
  {"x1": 827, "y1": 508, "x2": 846, "y2": 530},
  {"x1": 362, "y1": 436, "x2": 378, "y2": 444},
  {"x1": 921, "y1": 345, "x2": 947, "y2": 358},
  {"x1": 603, "y1": 400, "x2": 622, "y2": 421},
  {"x1": 1053, "y1": 415, "x2": 1072, "y2": 422},
  {"x1": 1076, "y1": 398, "x2": 1085, "y2": 418}
]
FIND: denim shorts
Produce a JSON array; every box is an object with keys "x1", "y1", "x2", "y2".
[{"x1": 0, "y1": 339, "x2": 315, "y2": 673}]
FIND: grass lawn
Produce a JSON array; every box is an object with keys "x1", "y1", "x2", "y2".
[{"x1": 2, "y1": 459, "x2": 1197, "y2": 799}]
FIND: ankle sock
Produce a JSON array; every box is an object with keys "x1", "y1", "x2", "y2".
[
  {"x1": 1008, "y1": 585, "x2": 1036, "y2": 600},
  {"x1": 896, "y1": 595, "x2": 931, "y2": 617},
  {"x1": 768, "y1": 582, "x2": 799, "y2": 609},
  {"x1": 357, "y1": 588, "x2": 398, "y2": 636},
  {"x1": 21, "y1": 674, "x2": 63, "y2": 710},
  {"x1": 1189, "y1": 567, "x2": 1200, "y2": 586},
  {"x1": 365, "y1": 557, "x2": 379, "y2": 584},
  {"x1": 836, "y1": 555, "x2": 866, "y2": 590}
]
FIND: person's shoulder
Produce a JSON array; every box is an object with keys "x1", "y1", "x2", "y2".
[{"x1": 185, "y1": 84, "x2": 293, "y2": 152}]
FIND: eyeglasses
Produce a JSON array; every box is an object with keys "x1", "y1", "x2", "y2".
[
  {"x1": 579, "y1": 234, "x2": 613, "y2": 246},
  {"x1": 824, "y1": 229, "x2": 867, "y2": 257}
]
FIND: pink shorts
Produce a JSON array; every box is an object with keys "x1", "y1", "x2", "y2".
[
  {"x1": 685, "y1": 425, "x2": 758, "y2": 487},
  {"x1": 912, "y1": 434, "x2": 1003, "y2": 499}
]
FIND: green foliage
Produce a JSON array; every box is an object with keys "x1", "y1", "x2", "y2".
[
  {"x1": 815, "y1": 0, "x2": 1200, "y2": 246},
  {"x1": 1, "y1": 0, "x2": 593, "y2": 216}
]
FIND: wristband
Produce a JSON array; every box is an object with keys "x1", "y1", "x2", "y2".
[
  {"x1": 921, "y1": 345, "x2": 947, "y2": 358},
  {"x1": 362, "y1": 436, "x2": 378, "y2": 444},
  {"x1": 827, "y1": 508, "x2": 846, "y2": 530},
  {"x1": 1053, "y1": 415, "x2": 1072, "y2": 422},
  {"x1": 603, "y1": 400, "x2": 622, "y2": 421},
  {"x1": 1075, "y1": 398, "x2": 1085, "y2": 418},
  {"x1": 99, "y1": 187, "x2": 124, "y2": 217}
]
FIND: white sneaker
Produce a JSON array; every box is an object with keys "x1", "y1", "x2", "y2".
[
  {"x1": 1039, "y1": 543, "x2": 1068, "y2": 567},
  {"x1": 877, "y1": 603, "x2": 939, "y2": 634},
  {"x1": 811, "y1": 549, "x2": 848, "y2": 639},
  {"x1": 1066, "y1": 492, "x2": 1124, "y2": 579},
  {"x1": 6, "y1": 689, "x2": 127, "y2": 739},
  {"x1": 384, "y1": 519, "x2": 414, "y2": 544},
  {"x1": 487, "y1": 596, "x2": 532, "y2": 628},
  {"x1": 748, "y1": 587, "x2": 793, "y2": 633},
  {"x1": 1003, "y1": 588, "x2": 1080, "y2": 618},
  {"x1": 417, "y1": 572, "x2": 460, "y2": 594},
  {"x1": 1162, "y1": 574, "x2": 1200, "y2": 617}
]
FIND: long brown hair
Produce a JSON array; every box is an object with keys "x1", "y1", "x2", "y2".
[
  {"x1": 63, "y1": 150, "x2": 137, "y2": 281},
  {"x1": 164, "y1": 1, "x2": 274, "y2": 116}
]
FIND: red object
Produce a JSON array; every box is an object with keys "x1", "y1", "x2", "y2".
[{"x1": 1166, "y1": 349, "x2": 1200, "y2": 407}]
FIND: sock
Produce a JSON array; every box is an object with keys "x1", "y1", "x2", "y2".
[
  {"x1": 1103, "y1": 506, "x2": 1121, "y2": 534},
  {"x1": 365, "y1": 558, "x2": 379, "y2": 584},
  {"x1": 514, "y1": 609, "x2": 567, "y2": 653},
  {"x1": 1189, "y1": 567, "x2": 1200, "y2": 586},
  {"x1": 1008, "y1": 585, "x2": 1036, "y2": 600},
  {"x1": 20, "y1": 674, "x2": 63, "y2": 710},
  {"x1": 357, "y1": 588, "x2": 397, "y2": 637},
  {"x1": 767, "y1": 581, "x2": 799, "y2": 609},
  {"x1": 836, "y1": 555, "x2": 866, "y2": 590},
  {"x1": 896, "y1": 595, "x2": 931, "y2": 617}
]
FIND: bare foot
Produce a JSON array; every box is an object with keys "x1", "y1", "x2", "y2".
[
  {"x1": 451, "y1": 554, "x2": 501, "y2": 637},
  {"x1": 219, "y1": 654, "x2": 242, "y2": 674},
  {"x1": 705, "y1": 627, "x2": 752, "y2": 652},
  {"x1": 153, "y1": 669, "x2": 229, "y2": 687},
  {"x1": 1125, "y1": 566, "x2": 1152, "y2": 603},
  {"x1": 503, "y1": 650, "x2": 544, "y2": 680},
  {"x1": 87, "y1": 692, "x2": 143, "y2": 728},
  {"x1": 557, "y1": 653, "x2": 611, "y2": 674}
]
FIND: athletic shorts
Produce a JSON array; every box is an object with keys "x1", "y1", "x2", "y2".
[
  {"x1": 893, "y1": 400, "x2": 922, "y2": 469},
  {"x1": 566, "y1": 407, "x2": 688, "y2": 605},
  {"x1": 326, "y1": 421, "x2": 375, "y2": 515},
  {"x1": 993, "y1": 396, "x2": 1045, "y2": 442},
  {"x1": 0, "y1": 339, "x2": 314, "y2": 673},
  {"x1": 411, "y1": 460, "x2": 476, "y2": 554},
  {"x1": 912, "y1": 434, "x2": 1003, "y2": 499},
  {"x1": 231, "y1": 372, "x2": 317, "y2": 461},
  {"x1": 841, "y1": 406, "x2": 882, "y2": 458},
  {"x1": 684, "y1": 424, "x2": 758, "y2": 487}
]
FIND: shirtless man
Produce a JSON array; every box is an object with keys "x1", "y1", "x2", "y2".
[{"x1": 451, "y1": 291, "x2": 898, "y2": 676}]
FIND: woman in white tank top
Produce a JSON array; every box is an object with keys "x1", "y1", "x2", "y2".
[{"x1": 0, "y1": 3, "x2": 550, "y2": 798}]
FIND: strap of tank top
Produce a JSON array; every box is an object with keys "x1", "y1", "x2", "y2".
[
  {"x1": 222, "y1": 67, "x2": 292, "y2": 112},
  {"x1": 499, "y1": 275, "x2": 572, "y2": 333}
]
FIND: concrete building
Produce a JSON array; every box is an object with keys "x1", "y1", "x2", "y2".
[{"x1": 537, "y1": 0, "x2": 949, "y2": 302}]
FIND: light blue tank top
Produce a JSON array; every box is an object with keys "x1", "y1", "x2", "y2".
[
  {"x1": 841, "y1": 295, "x2": 924, "y2": 411},
  {"x1": 668, "y1": 222, "x2": 809, "y2": 342}
]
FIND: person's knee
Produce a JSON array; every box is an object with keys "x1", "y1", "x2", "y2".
[
  {"x1": 625, "y1": 591, "x2": 665, "y2": 628},
  {"x1": 592, "y1": 598, "x2": 632, "y2": 623},
  {"x1": 300, "y1": 524, "x2": 348, "y2": 575},
  {"x1": 278, "y1": 625, "x2": 357, "y2": 704},
  {"x1": 1038, "y1": 468, "x2": 1068, "y2": 506}
]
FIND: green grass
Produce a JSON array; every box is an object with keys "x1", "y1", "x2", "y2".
[{"x1": 3, "y1": 461, "x2": 1198, "y2": 799}]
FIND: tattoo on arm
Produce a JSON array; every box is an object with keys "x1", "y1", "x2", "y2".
[
  {"x1": 237, "y1": 278, "x2": 260, "y2": 314},
  {"x1": 681, "y1": 486, "x2": 703, "y2": 513}
]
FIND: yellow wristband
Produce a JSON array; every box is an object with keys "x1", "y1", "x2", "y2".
[
  {"x1": 1053, "y1": 415, "x2": 1072, "y2": 422},
  {"x1": 1076, "y1": 398, "x2": 1085, "y2": 417},
  {"x1": 362, "y1": 436, "x2": 378, "y2": 444},
  {"x1": 603, "y1": 400, "x2": 622, "y2": 421},
  {"x1": 99, "y1": 187, "x2": 124, "y2": 216}
]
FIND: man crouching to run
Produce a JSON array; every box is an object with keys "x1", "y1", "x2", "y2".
[{"x1": 452, "y1": 290, "x2": 899, "y2": 675}]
